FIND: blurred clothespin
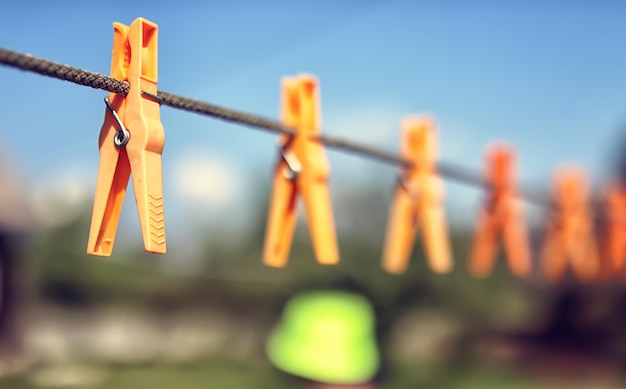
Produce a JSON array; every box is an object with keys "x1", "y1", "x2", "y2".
[
  {"x1": 469, "y1": 145, "x2": 531, "y2": 278},
  {"x1": 263, "y1": 74, "x2": 339, "y2": 267},
  {"x1": 541, "y1": 167, "x2": 598, "y2": 282},
  {"x1": 598, "y1": 182, "x2": 626, "y2": 279},
  {"x1": 87, "y1": 18, "x2": 166, "y2": 256},
  {"x1": 381, "y1": 116, "x2": 452, "y2": 274}
]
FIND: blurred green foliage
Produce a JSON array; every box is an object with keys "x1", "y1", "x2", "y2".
[
  {"x1": 27, "y1": 191, "x2": 538, "y2": 321},
  {"x1": 4, "y1": 188, "x2": 624, "y2": 388}
]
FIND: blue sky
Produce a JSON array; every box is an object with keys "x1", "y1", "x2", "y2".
[{"x1": 1, "y1": 1, "x2": 626, "y2": 255}]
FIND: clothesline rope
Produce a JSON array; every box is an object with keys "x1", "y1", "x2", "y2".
[{"x1": 0, "y1": 47, "x2": 583, "y2": 211}]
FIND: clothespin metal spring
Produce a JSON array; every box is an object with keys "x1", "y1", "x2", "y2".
[
  {"x1": 397, "y1": 175, "x2": 419, "y2": 203},
  {"x1": 281, "y1": 152, "x2": 301, "y2": 180},
  {"x1": 141, "y1": 90, "x2": 162, "y2": 104},
  {"x1": 105, "y1": 91, "x2": 161, "y2": 148},
  {"x1": 275, "y1": 138, "x2": 302, "y2": 180},
  {"x1": 104, "y1": 97, "x2": 130, "y2": 148}
]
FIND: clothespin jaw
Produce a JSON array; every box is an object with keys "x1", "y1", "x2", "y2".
[
  {"x1": 263, "y1": 74, "x2": 339, "y2": 267},
  {"x1": 88, "y1": 18, "x2": 165, "y2": 256},
  {"x1": 469, "y1": 144, "x2": 531, "y2": 278},
  {"x1": 381, "y1": 116, "x2": 452, "y2": 274},
  {"x1": 541, "y1": 167, "x2": 599, "y2": 282}
]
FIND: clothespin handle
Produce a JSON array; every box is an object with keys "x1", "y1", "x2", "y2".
[{"x1": 124, "y1": 18, "x2": 166, "y2": 253}]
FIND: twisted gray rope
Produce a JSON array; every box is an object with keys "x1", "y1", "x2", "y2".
[{"x1": 0, "y1": 47, "x2": 551, "y2": 207}]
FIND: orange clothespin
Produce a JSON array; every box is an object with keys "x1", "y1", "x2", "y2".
[
  {"x1": 593, "y1": 182, "x2": 626, "y2": 282},
  {"x1": 381, "y1": 116, "x2": 452, "y2": 274},
  {"x1": 541, "y1": 167, "x2": 599, "y2": 282},
  {"x1": 468, "y1": 144, "x2": 531, "y2": 278},
  {"x1": 602, "y1": 183, "x2": 626, "y2": 272},
  {"x1": 87, "y1": 18, "x2": 165, "y2": 256},
  {"x1": 263, "y1": 74, "x2": 339, "y2": 267}
]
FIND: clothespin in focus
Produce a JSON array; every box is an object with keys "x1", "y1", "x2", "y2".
[
  {"x1": 381, "y1": 116, "x2": 452, "y2": 274},
  {"x1": 263, "y1": 74, "x2": 339, "y2": 267},
  {"x1": 468, "y1": 144, "x2": 531, "y2": 278},
  {"x1": 597, "y1": 182, "x2": 626, "y2": 280},
  {"x1": 87, "y1": 18, "x2": 166, "y2": 256},
  {"x1": 541, "y1": 167, "x2": 598, "y2": 282}
]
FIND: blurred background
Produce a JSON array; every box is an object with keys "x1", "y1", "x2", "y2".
[{"x1": 2, "y1": 1, "x2": 626, "y2": 388}]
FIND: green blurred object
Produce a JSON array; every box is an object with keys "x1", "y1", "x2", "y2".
[{"x1": 266, "y1": 290, "x2": 380, "y2": 385}]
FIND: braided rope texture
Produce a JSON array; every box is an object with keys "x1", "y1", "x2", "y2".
[
  {"x1": 0, "y1": 49, "x2": 128, "y2": 94},
  {"x1": 0, "y1": 47, "x2": 551, "y2": 206},
  {"x1": 0, "y1": 48, "x2": 291, "y2": 134}
]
